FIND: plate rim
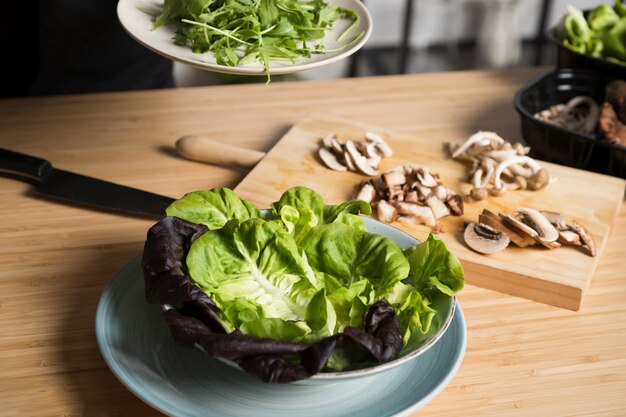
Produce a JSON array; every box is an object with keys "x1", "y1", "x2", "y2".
[
  {"x1": 95, "y1": 255, "x2": 467, "y2": 417},
  {"x1": 116, "y1": 0, "x2": 373, "y2": 75}
]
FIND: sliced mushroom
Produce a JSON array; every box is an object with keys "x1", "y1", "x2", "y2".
[
  {"x1": 322, "y1": 134, "x2": 337, "y2": 148},
  {"x1": 318, "y1": 147, "x2": 347, "y2": 171},
  {"x1": 558, "y1": 229, "x2": 582, "y2": 245},
  {"x1": 330, "y1": 137, "x2": 344, "y2": 155},
  {"x1": 365, "y1": 132, "x2": 393, "y2": 157},
  {"x1": 516, "y1": 207, "x2": 559, "y2": 243},
  {"x1": 479, "y1": 209, "x2": 531, "y2": 247},
  {"x1": 570, "y1": 221, "x2": 596, "y2": 257},
  {"x1": 500, "y1": 214, "x2": 539, "y2": 246},
  {"x1": 464, "y1": 222, "x2": 510, "y2": 254},
  {"x1": 541, "y1": 211, "x2": 568, "y2": 230},
  {"x1": 343, "y1": 150, "x2": 356, "y2": 171}
]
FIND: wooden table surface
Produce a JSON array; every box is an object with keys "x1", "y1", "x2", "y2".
[{"x1": 1, "y1": 68, "x2": 625, "y2": 417}]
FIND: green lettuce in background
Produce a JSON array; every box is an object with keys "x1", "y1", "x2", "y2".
[
  {"x1": 556, "y1": 1, "x2": 626, "y2": 64},
  {"x1": 171, "y1": 186, "x2": 464, "y2": 369}
]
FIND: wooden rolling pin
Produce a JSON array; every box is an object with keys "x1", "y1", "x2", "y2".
[{"x1": 176, "y1": 135, "x2": 267, "y2": 170}]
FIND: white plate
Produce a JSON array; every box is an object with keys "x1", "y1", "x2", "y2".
[{"x1": 117, "y1": 0, "x2": 372, "y2": 75}]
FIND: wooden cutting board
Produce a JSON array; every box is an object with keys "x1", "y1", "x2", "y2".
[{"x1": 234, "y1": 117, "x2": 625, "y2": 311}]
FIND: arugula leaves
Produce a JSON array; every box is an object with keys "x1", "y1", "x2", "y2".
[{"x1": 151, "y1": 0, "x2": 362, "y2": 82}]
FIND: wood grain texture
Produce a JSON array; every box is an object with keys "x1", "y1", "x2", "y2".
[
  {"x1": 234, "y1": 117, "x2": 625, "y2": 311},
  {"x1": 1, "y1": 68, "x2": 625, "y2": 417}
]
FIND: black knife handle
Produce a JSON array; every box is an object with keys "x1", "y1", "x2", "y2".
[{"x1": 0, "y1": 148, "x2": 53, "y2": 180}]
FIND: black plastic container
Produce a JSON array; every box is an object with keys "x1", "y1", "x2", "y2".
[
  {"x1": 513, "y1": 69, "x2": 626, "y2": 179},
  {"x1": 548, "y1": 30, "x2": 626, "y2": 80}
]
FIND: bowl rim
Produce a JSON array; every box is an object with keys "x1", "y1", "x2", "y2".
[{"x1": 163, "y1": 215, "x2": 459, "y2": 380}]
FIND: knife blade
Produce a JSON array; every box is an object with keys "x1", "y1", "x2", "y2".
[{"x1": 0, "y1": 148, "x2": 175, "y2": 218}]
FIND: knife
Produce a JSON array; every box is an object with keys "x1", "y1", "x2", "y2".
[{"x1": 0, "y1": 148, "x2": 175, "y2": 219}]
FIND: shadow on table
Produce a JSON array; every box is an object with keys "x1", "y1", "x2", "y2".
[{"x1": 56, "y1": 242, "x2": 163, "y2": 417}]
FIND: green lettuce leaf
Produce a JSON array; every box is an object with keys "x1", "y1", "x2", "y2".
[
  {"x1": 186, "y1": 218, "x2": 319, "y2": 324},
  {"x1": 404, "y1": 234, "x2": 465, "y2": 296},
  {"x1": 300, "y1": 222, "x2": 410, "y2": 295},
  {"x1": 271, "y1": 186, "x2": 371, "y2": 242},
  {"x1": 166, "y1": 188, "x2": 262, "y2": 230},
  {"x1": 381, "y1": 282, "x2": 436, "y2": 343}
]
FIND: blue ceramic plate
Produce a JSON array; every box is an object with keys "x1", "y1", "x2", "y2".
[{"x1": 96, "y1": 256, "x2": 467, "y2": 417}]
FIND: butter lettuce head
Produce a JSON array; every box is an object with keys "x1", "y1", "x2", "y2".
[{"x1": 158, "y1": 186, "x2": 464, "y2": 372}]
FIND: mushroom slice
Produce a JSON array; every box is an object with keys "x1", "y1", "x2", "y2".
[
  {"x1": 343, "y1": 150, "x2": 357, "y2": 171},
  {"x1": 396, "y1": 203, "x2": 436, "y2": 227},
  {"x1": 464, "y1": 222, "x2": 510, "y2": 254},
  {"x1": 365, "y1": 132, "x2": 393, "y2": 157},
  {"x1": 426, "y1": 196, "x2": 450, "y2": 219},
  {"x1": 570, "y1": 221, "x2": 596, "y2": 257},
  {"x1": 541, "y1": 211, "x2": 568, "y2": 231},
  {"x1": 357, "y1": 142, "x2": 383, "y2": 167},
  {"x1": 345, "y1": 140, "x2": 379, "y2": 176},
  {"x1": 322, "y1": 134, "x2": 337, "y2": 148},
  {"x1": 376, "y1": 200, "x2": 397, "y2": 223},
  {"x1": 330, "y1": 138, "x2": 344, "y2": 155},
  {"x1": 499, "y1": 214, "x2": 539, "y2": 246},
  {"x1": 479, "y1": 209, "x2": 530, "y2": 247},
  {"x1": 516, "y1": 207, "x2": 559, "y2": 243},
  {"x1": 446, "y1": 193, "x2": 464, "y2": 216},
  {"x1": 558, "y1": 229, "x2": 582, "y2": 246},
  {"x1": 318, "y1": 147, "x2": 347, "y2": 171},
  {"x1": 356, "y1": 183, "x2": 376, "y2": 204}
]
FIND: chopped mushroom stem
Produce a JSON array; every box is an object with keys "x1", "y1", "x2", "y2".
[
  {"x1": 448, "y1": 131, "x2": 549, "y2": 199},
  {"x1": 356, "y1": 165, "x2": 463, "y2": 228},
  {"x1": 451, "y1": 131, "x2": 505, "y2": 159}
]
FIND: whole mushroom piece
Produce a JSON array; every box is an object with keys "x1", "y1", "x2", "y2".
[{"x1": 464, "y1": 222, "x2": 510, "y2": 254}]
